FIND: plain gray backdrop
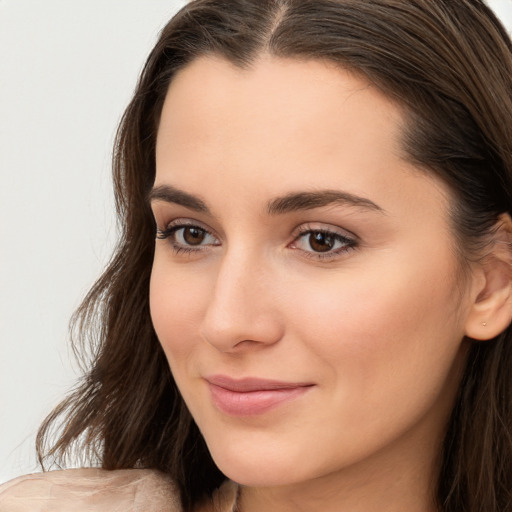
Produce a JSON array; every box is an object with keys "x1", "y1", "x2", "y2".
[
  {"x1": 0, "y1": 0, "x2": 185, "y2": 481},
  {"x1": 1, "y1": 0, "x2": 511, "y2": 483}
]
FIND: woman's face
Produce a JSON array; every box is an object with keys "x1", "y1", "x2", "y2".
[{"x1": 150, "y1": 56, "x2": 474, "y2": 490}]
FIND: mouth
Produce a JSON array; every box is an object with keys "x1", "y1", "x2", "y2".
[{"x1": 204, "y1": 375, "x2": 315, "y2": 416}]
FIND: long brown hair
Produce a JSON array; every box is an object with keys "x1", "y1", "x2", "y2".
[{"x1": 37, "y1": 1, "x2": 512, "y2": 510}]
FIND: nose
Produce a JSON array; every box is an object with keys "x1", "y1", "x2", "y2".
[{"x1": 200, "y1": 250, "x2": 284, "y2": 353}]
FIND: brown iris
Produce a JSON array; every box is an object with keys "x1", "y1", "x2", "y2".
[
  {"x1": 309, "y1": 232, "x2": 336, "y2": 252},
  {"x1": 182, "y1": 227, "x2": 207, "y2": 245}
]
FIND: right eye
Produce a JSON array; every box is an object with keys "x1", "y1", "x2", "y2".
[{"x1": 156, "y1": 223, "x2": 220, "y2": 253}]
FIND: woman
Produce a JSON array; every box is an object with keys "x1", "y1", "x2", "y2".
[{"x1": 2, "y1": 0, "x2": 512, "y2": 511}]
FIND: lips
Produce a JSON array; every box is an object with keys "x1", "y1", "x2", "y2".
[{"x1": 205, "y1": 375, "x2": 314, "y2": 416}]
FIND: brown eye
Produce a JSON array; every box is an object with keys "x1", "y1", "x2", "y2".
[
  {"x1": 308, "y1": 232, "x2": 336, "y2": 252},
  {"x1": 290, "y1": 228, "x2": 356, "y2": 258},
  {"x1": 182, "y1": 226, "x2": 207, "y2": 245},
  {"x1": 156, "y1": 223, "x2": 219, "y2": 249}
]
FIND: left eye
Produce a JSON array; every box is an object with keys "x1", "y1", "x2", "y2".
[{"x1": 292, "y1": 230, "x2": 354, "y2": 254}]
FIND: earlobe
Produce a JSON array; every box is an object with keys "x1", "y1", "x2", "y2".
[{"x1": 464, "y1": 214, "x2": 512, "y2": 341}]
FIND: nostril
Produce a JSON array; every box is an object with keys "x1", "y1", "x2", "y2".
[
  {"x1": 198, "y1": 255, "x2": 285, "y2": 351},
  {"x1": 200, "y1": 308, "x2": 284, "y2": 353}
]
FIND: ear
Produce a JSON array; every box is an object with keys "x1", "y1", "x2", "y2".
[{"x1": 465, "y1": 214, "x2": 512, "y2": 341}]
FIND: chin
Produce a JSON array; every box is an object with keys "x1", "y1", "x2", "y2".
[{"x1": 205, "y1": 439, "x2": 309, "y2": 487}]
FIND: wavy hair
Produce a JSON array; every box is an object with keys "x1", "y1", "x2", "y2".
[{"x1": 37, "y1": 1, "x2": 512, "y2": 511}]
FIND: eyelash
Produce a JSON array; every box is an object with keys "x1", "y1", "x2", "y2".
[
  {"x1": 156, "y1": 221, "x2": 219, "y2": 255},
  {"x1": 155, "y1": 221, "x2": 358, "y2": 260},
  {"x1": 290, "y1": 225, "x2": 358, "y2": 260}
]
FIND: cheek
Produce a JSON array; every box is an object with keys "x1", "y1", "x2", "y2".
[
  {"x1": 284, "y1": 250, "x2": 465, "y2": 415},
  {"x1": 149, "y1": 257, "x2": 209, "y2": 365},
  {"x1": 149, "y1": 240, "x2": 468, "y2": 480},
  {"x1": 151, "y1": 244, "x2": 465, "y2": 377}
]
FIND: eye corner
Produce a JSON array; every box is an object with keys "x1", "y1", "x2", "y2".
[{"x1": 155, "y1": 228, "x2": 168, "y2": 240}]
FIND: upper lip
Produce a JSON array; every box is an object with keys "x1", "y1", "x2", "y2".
[{"x1": 205, "y1": 375, "x2": 314, "y2": 392}]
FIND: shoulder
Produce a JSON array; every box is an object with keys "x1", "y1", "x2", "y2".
[{"x1": 0, "y1": 468, "x2": 182, "y2": 512}]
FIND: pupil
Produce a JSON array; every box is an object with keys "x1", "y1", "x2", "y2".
[
  {"x1": 183, "y1": 227, "x2": 205, "y2": 245},
  {"x1": 309, "y1": 232, "x2": 334, "y2": 252}
]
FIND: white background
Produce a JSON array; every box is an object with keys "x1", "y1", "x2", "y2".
[{"x1": 1, "y1": 0, "x2": 511, "y2": 483}]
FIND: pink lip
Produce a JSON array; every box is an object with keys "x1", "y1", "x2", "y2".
[{"x1": 205, "y1": 375, "x2": 314, "y2": 416}]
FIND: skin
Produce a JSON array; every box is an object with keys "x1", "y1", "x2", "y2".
[{"x1": 150, "y1": 55, "x2": 479, "y2": 512}]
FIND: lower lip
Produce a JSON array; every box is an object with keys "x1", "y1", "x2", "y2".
[{"x1": 207, "y1": 383, "x2": 312, "y2": 416}]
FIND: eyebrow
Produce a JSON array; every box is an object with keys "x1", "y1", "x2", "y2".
[
  {"x1": 148, "y1": 184, "x2": 384, "y2": 216},
  {"x1": 148, "y1": 185, "x2": 210, "y2": 213},
  {"x1": 267, "y1": 190, "x2": 385, "y2": 215}
]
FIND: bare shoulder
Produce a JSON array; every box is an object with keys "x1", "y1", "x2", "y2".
[{"x1": 0, "y1": 468, "x2": 182, "y2": 512}]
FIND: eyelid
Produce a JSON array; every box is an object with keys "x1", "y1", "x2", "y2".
[
  {"x1": 155, "y1": 218, "x2": 221, "y2": 258},
  {"x1": 157, "y1": 218, "x2": 218, "y2": 237},
  {"x1": 291, "y1": 222, "x2": 357, "y2": 241},
  {"x1": 289, "y1": 222, "x2": 359, "y2": 260},
  {"x1": 155, "y1": 217, "x2": 359, "y2": 261}
]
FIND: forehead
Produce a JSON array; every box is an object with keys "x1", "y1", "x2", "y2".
[
  {"x1": 155, "y1": 54, "x2": 405, "y2": 180},
  {"x1": 154, "y1": 55, "x2": 448, "y2": 225}
]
